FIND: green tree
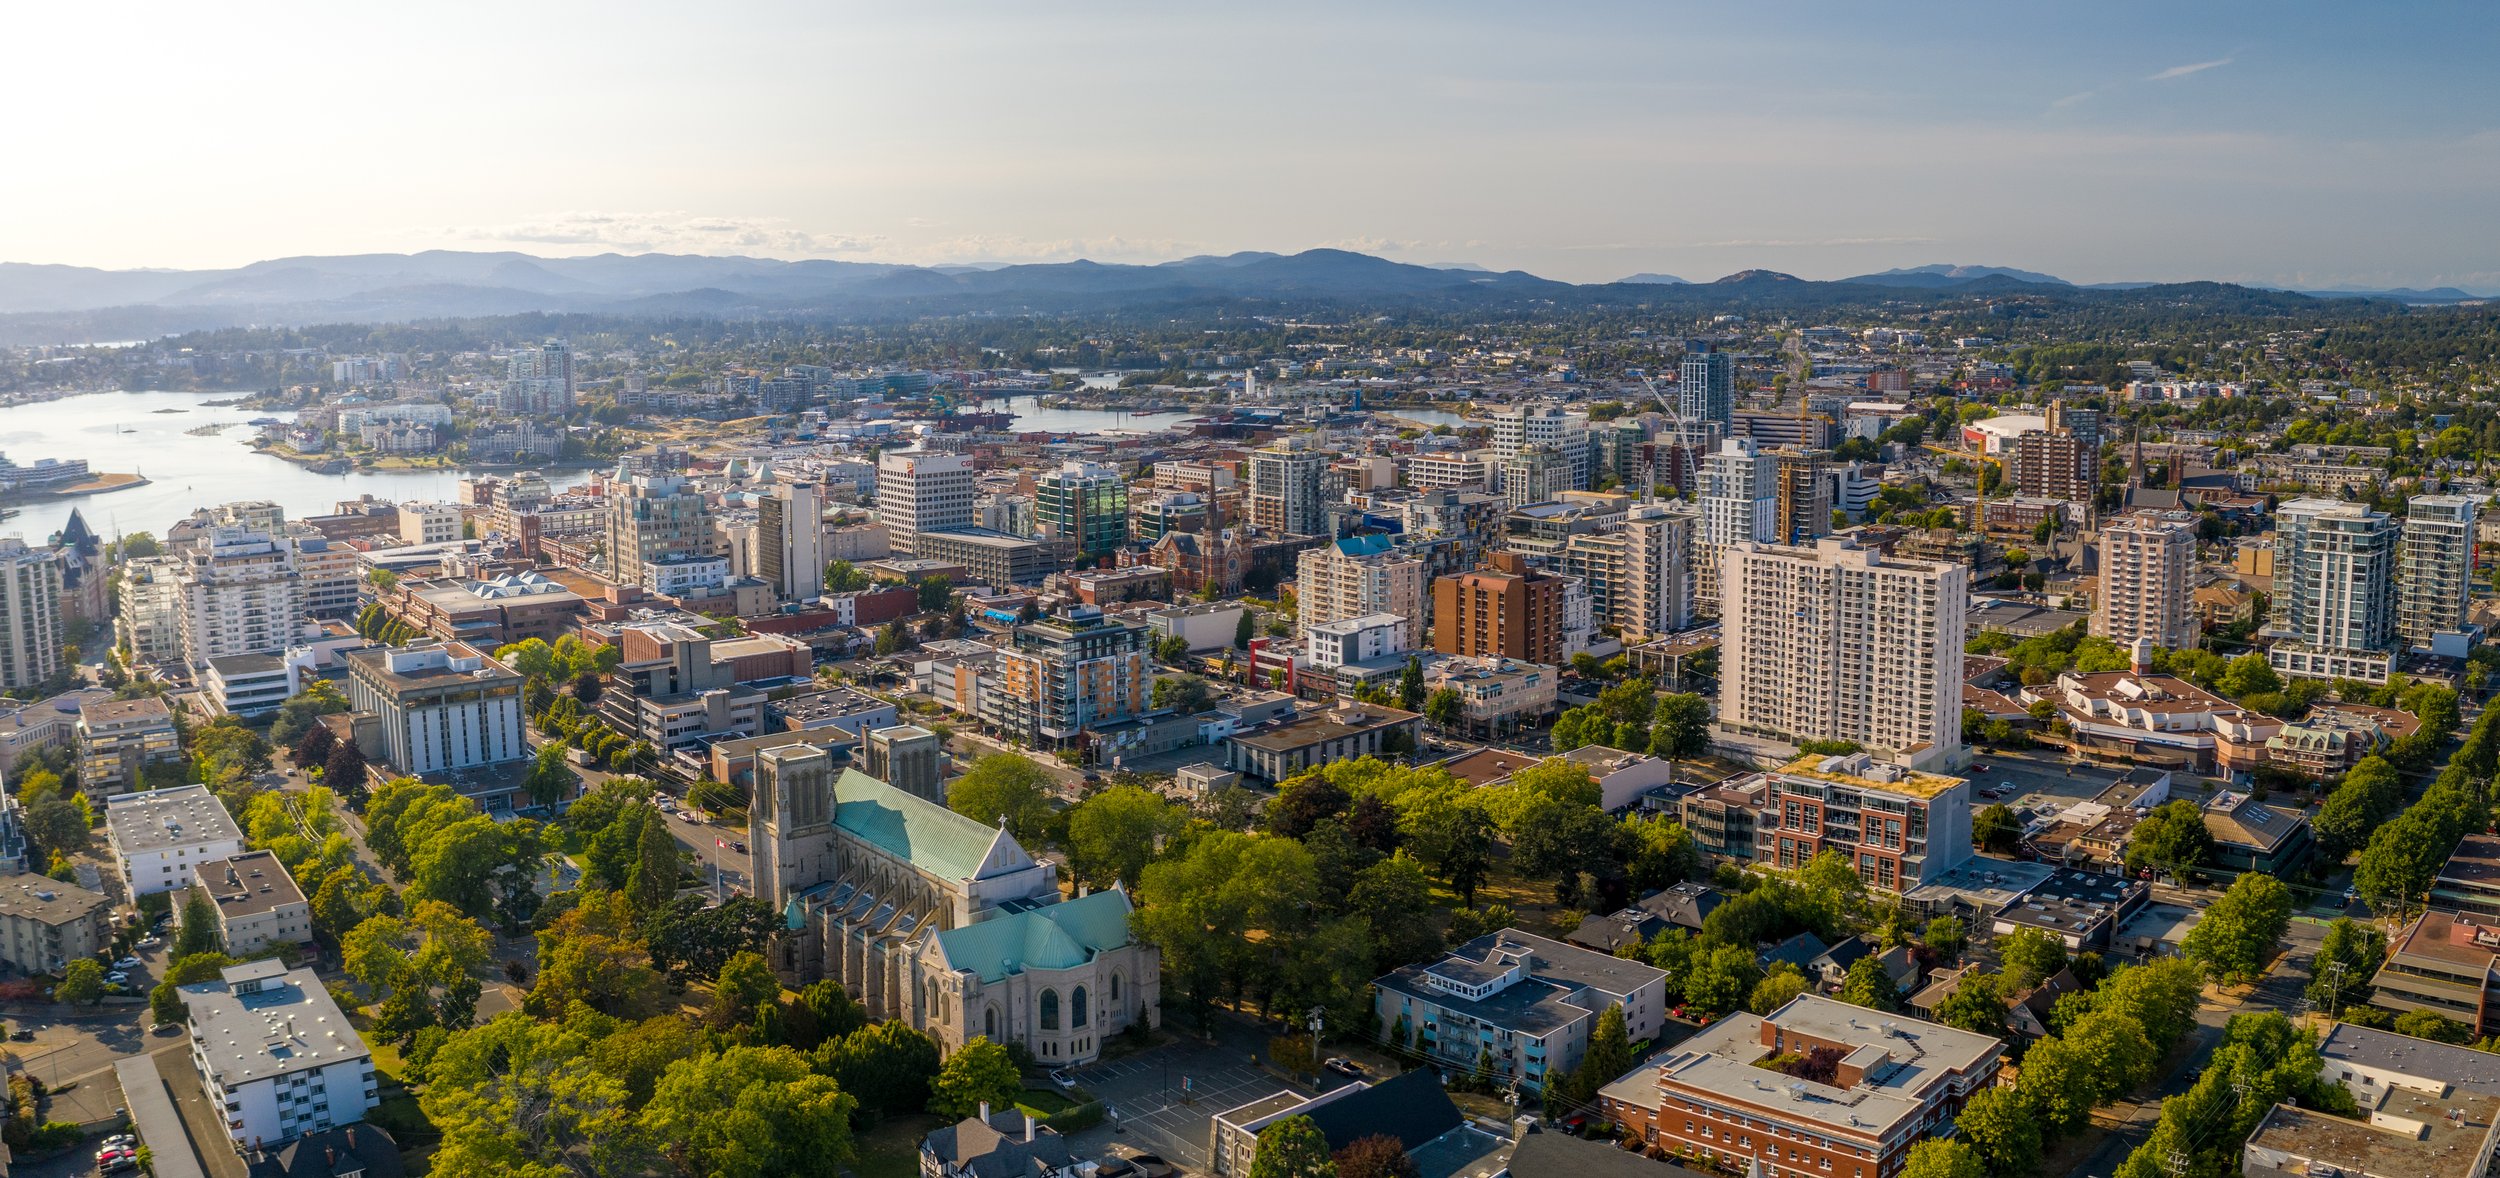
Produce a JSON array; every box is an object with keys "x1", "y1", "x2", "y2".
[
  {"x1": 2122, "y1": 799, "x2": 2216, "y2": 881},
  {"x1": 1332, "y1": 1134, "x2": 1418, "y2": 1178},
  {"x1": 1151, "y1": 673, "x2": 1215, "y2": 715},
  {"x1": 714, "y1": 951, "x2": 782, "y2": 1027},
  {"x1": 1397, "y1": 657, "x2": 1425, "y2": 712},
  {"x1": 916, "y1": 576, "x2": 954, "y2": 613},
  {"x1": 629, "y1": 807, "x2": 686, "y2": 914},
  {"x1": 2394, "y1": 1009, "x2": 2472, "y2": 1043},
  {"x1": 1235, "y1": 609, "x2": 1255, "y2": 650},
  {"x1": 1683, "y1": 945, "x2": 1763, "y2": 1018},
  {"x1": 1422, "y1": 687, "x2": 1464, "y2": 731},
  {"x1": 56, "y1": 959, "x2": 105, "y2": 1005},
  {"x1": 1925, "y1": 914, "x2": 1967, "y2": 962},
  {"x1": 927, "y1": 1036, "x2": 1021, "y2": 1120},
  {"x1": 2314, "y1": 756, "x2": 2406, "y2": 861},
  {"x1": 22, "y1": 800, "x2": 89, "y2": 860},
  {"x1": 1249, "y1": 1115, "x2": 1339, "y2": 1178},
  {"x1": 524, "y1": 742, "x2": 576, "y2": 807},
  {"x1": 823, "y1": 560, "x2": 871, "y2": 593},
  {"x1": 1840, "y1": 953, "x2": 1902, "y2": 1011},
  {"x1": 174, "y1": 889, "x2": 221, "y2": 958},
  {"x1": 270, "y1": 681, "x2": 351, "y2": 749},
  {"x1": 1902, "y1": 1139, "x2": 1988, "y2": 1178},
  {"x1": 2306, "y1": 918, "x2": 2386, "y2": 1015},
  {"x1": 1581, "y1": 1004, "x2": 1632, "y2": 1092},
  {"x1": 1972, "y1": 804, "x2": 2022, "y2": 854},
  {"x1": 1955, "y1": 1087, "x2": 2042, "y2": 1178},
  {"x1": 1649, "y1": 692, "x2": 1712, "y2": 759},
  {"x1": 1998, "y1": 927, "x2": 2069, "y2": 992},
  {"x1": 946, "y1": 755, "x2": 1056, "y2": 844},
  {"x1": 1750, "y1": 963, "x2": 1808, "y2": 1014},
  {"x1": 1066, "y1": 786, "x2": 1185, "y2": 891},
  {"x1": 813, "y1": 1020, "x2": 940, "y2": 1116},
  {"x1": 1933, "y1": 971, "x2": 2010, "y2": 1040},
  {"x1": 644, "y1": 895, "x2": 778, "y2": 986},
  {"x1": 640, "y1": 1046, "x2": 856, "y2": 1178},
  {"x1": 2181, "y1": 871, "x2": 2293, "y2": 983},
  {"x1": 2218, "y1": 652, "x2": 2283, "y2": 699}
]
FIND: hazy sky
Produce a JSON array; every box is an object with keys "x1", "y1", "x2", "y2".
[{"x1": 10, "y1": 1, "x2": 2498, "y2": 288}]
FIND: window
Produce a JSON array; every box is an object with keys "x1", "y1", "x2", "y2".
[
  {"x1": 1072, "y1": 986, "x2": 1089, "y2": 1028},
  {"x1": 986, "y1": 1006, "x2": 999, "y2": 1039},
  {"x1": 1040, "y1": 990, "x2": 1060, "y2": 1030}
]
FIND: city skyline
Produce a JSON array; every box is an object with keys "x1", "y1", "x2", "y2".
[{"x1": 6, "y1": 1, "x2": 2497, "y2": 289}]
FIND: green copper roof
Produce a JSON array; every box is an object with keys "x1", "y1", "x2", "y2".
[
  {"x1": 934, "y1": 890, "x2": 1135, "y2": 983},
  {"x1": 832, "y1": 768, "x2": 1009, "y2": 882}
]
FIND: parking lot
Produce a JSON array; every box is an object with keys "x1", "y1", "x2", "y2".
[
  {"x1": 1964, "y1": 748, "x2": 2128, "y2": 815},
  {"x1": 1061, "y1": 1039, "x2": 1312, "y2": 1170}
]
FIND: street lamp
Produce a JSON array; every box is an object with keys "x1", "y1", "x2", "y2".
[{"x1": 1308, "y1": 1007, "x2": 1324, "y2": 1081}]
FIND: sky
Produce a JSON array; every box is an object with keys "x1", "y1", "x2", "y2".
[{"x1": 7, "y1": 1, "x2": 2498, "y2": 289}]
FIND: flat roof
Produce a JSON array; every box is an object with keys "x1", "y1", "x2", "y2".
[
  {"x1": 2321, "y1": 1021, "x2": 2500, "y2": 1095},
  {"x1": 1374, "y1": 929, "x2": 1665, "y2": 1039},
  {"x1": 0, "y1": 876, "x2": 110, "y2": 926},
  {"x1": 193, "y1": 850, "x2": 308, "y2": 921},
  {"x1": 1773, "y1": 754, "x2": 1965, "y2": 800},
  {"x1": 1637, "y1": 996, "x2": 2003, "y2": 1139},
  {"x1": 1231, "y1": 705, "x2": 1419, "y2": 753},
  {"x1": 107, "y1": 785, "x2": 245, "y2": 854},
  {"x1": 80, "y1": 695, "x2": 174, "y2": 725},
  {"x1": 181, "y1": 963, "x2": 370, "y2": 1088},
  {"x1": 2245, "y1": 1090, "x2": 2500, "y2": 1178}
]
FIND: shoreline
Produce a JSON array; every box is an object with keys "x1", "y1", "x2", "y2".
[{"x1": 0, "y1": 472, "x2": 149, "y2": 505}]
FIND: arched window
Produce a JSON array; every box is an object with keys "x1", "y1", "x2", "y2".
[
  {"x1": 927, "y1": 979, "x2": 943, "y2": 1022},
  {"x1": 1109, "y1": 973, "x2": 1121, "y2": 1000},
  {"x1": 985, "y1": 1005, "x2": 999, "y2": 1039},
  {"x1": 1040, "y1": 990, "x2": 1060, "y2": 1031},
  {"x1": 1072, "y1": 986, "x2": 1089, "y2": 1029}
]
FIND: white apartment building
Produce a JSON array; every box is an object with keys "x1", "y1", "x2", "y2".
[
  {"x1": 394, "y1": 501, "x2": 462, "y2": 546},
  {"x1": 344, "y1": 642, "x2": 528, "y2": 777},
  {"x1": 117, "y1": 554, "x2": 187, "y2": 664},
  {"x1": 190, "y1": 851, "x2": 314, "y2": 956},
  {"x1": 2269, "y1": 498, "x2": 2400, "y2": 681},
  {"x1": 1306, "y1": 613, "x2": 1409, "y2": 671},
  {"x1": 1567, "y1": 504, "x2": 1697, "y2": 641},
  {"x1": 177, "y1": 525, "x2": 304, "y2": 672},
  {"x1": 1247, "y1": 435, "x2": 1329, "y2": 536},
  {"x1": 875, "y1": 452, "x2": 975, "y2": 556},
  {"x1": 106, "y1": 785, "x2": 248, "y2": 898},
  {"x1": 1295, "y1": 535, "x2": 1428, "y2": 649},
  {"x1": 1697, "y1": 438, "x2": 1777, "y2": 613},
  {"x1": 1678, "y1": 345, "x2": 1734, "y2": 426},
  {"x1": 0, "y1": 538, "x2": 64, "y2": 692},
  {"x1": 1720, "y1": 537, "x2": 1967, "y2": 770},
  {"x1": 181, "y1": 960, "x2": 376, "y2": 1150},
  {"x1": 639, "y1": 554, "x2": 730, "y2": 597},
  {"x1": 1405, "y1": 452, "x2": 1492, "y2": 492},
  {"x1": 1500, "y1": 446, "x2": 1573, "y2": 509},
  {"x1": 2400, "y1": 494, "x2": 2478, "y2": 650},
  {"x1": 1487, "y1": 403, "x2": 1591, "y2": 489},
  {"x1": 757, "y1": 481, "x2": 827, "y2": 602},
  {"x1": 2095, "y1": 510, "x2": 2199, "y2": 650},
  {"x1": 283, "y1": 528, "x2": 361, "y2": 620}
]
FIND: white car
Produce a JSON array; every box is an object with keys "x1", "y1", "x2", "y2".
[
  {"x1": 104, "y1": 971, "x2": 129, "y2": 985},
  {"x1": 113, "y1": 957, "x2": 141, "y2": 970}
]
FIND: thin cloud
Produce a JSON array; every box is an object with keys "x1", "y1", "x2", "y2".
[
  {"x1": 440, "y1": 211, "x2": 881, "y2": 257},
  {"x1": 2148, "y1": 58, "x2": 2234, "y2": 81},
  {"x1": 2050, "y1": 90, "x2": 2099, "y2": 110}
]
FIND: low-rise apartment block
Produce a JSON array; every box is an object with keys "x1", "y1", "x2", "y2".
[
  {"x1": 1599, "y1": 995, "x2": 2004, "y2": 1178},
  {"x1": 0, "y1": 877, "x2": 112, "y2": 974},
  {"x1": 1373, "y1": 928, "x2": 1666, "y2": 1095},
  {"x1": 182, "y1": 960, "x2": 377, "y2": 1150},
  {"x1": 190, "y1": 851, "x2": 314, "y2": 956},
  {"x1": 108, "y1": 785, "x2": 249, "y2": 898},
  {"x1": 78, "y1": 695, "x2": 183, "y2": 798},
  {"x1": 1761, "y1": 754, "x2": 1972, "y2": 893}
]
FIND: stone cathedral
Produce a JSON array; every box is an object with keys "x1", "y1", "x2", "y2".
[{"x1": 750, "y1": 743, "x2": 1160, "y2": 1064}]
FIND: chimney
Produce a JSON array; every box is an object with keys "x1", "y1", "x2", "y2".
[
  {"x1": 347, "y1": 1128, "x2": 356, "y2": 1150},
  {"x1": 326, "y1": 1146, "x2": 337, "y2": 1168},
  {"x1": 1025, "y1": 1111, "x2": 1037, "y2": 1143},
  {"x1": 979, "y1": 1101, "x2": 990, "y2": 1123}
]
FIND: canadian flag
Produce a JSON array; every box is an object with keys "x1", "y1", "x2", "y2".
[{"x1": 715, "y1": 838, "x2": 725, "y2": 849}]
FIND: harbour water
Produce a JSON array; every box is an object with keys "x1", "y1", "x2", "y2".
[
  {"x1": 0, "y1": 390, "x2": 591, "y2": 542},
  {"x1": 967, "y1": 394, "x2": 1199, "y2": 434}
]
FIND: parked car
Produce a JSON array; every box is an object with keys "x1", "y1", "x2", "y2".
[
  {"x1": 114, "y1": 957, "x2": 141, "y2": 970},
  {"x1": 731, "y1": 841, "x2": 747, "y2": 854},
  {"x1": 105, "y1": 971, "x2": 129, "y2": 985},
  {"x1": 10, "y1": 1028, "x2": 33, "y2": 1041},
  {"x1": 137, "y1": 935, "x2": 162, "y2": 948},
  {"x1": 1323, "y1": 1057, "x2": 1366, "y2": 1077}
]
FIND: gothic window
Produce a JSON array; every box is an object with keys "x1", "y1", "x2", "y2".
[
  {"x1": 1072, "y1": 986, "x2": 1089, "y2": 1028},
  {"x1": 985, "y1": 1005, "x2": 999, "y2": 1039},
  {"x1": 1040, "y1": 990, "x2": 1060, "y2": 1030}
]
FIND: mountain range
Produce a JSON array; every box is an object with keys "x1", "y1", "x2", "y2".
[{"x1": 0, "y1": 249, "x2": 2483, "y2": 343}]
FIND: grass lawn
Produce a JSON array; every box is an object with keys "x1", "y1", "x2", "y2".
[
  {"x1": 1014, "y1": 1087, "x2": 1080, "y2": 1116},
  {"x1": 855, "y1": 1113, "x2": 945, "y2": 1178}
]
